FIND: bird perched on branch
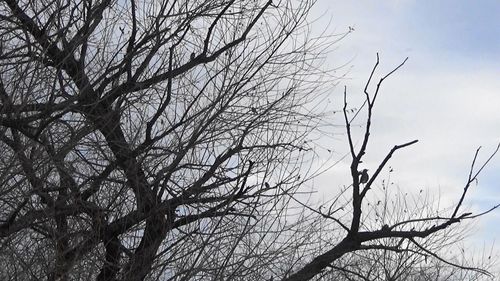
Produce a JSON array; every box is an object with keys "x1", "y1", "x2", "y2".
[{"x1": 359, "y1": 169, "x2": 369, "y2": 184}]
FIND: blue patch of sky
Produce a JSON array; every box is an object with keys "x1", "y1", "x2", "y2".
[{"x1": 401, "y1": 1, "x2": 500, "y2": 62}]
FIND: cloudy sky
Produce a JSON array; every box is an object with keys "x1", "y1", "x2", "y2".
[{"x1": 309, "y1": 0, "x2": 500, "y2": 250}]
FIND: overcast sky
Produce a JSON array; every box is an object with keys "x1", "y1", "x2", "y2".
[{"x1": 309, "y1": 0, "x2": 500, "y2": 251}]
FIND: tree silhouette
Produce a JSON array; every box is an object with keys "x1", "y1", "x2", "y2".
[{"x1": 0, "y1": 1, "x2": 497, "y2": 281}]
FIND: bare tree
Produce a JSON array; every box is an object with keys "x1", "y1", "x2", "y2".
[
  {"x1": 0, "y1": 1, "x2": 497, "y2": 281},
  {"x1": 0, "y1": 0, "x2": 335, "y2": 280},
  {"x1": 280, "y1": 54, "x2": 499, "y2": 281}
]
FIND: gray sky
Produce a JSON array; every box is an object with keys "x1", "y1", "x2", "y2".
[{"x1": 310, "y1": 0, "x2": 500, "y2": 250}]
